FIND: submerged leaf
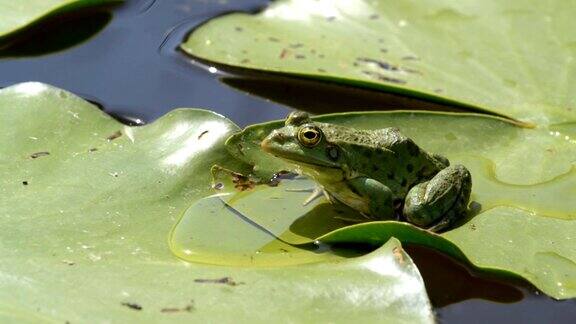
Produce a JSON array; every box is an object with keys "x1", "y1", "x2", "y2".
[{"x1": 182, "y1": 0, "x2": 576, "y2": 125}]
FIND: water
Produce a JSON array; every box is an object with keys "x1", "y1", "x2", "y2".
[
  {"x1": 1, "y1": 0, "x2": 574, "y2": 322},
  {"x1": 0, "y1": 0, "x2": 289, "y2": 126}
]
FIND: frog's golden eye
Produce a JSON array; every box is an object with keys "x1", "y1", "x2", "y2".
[{"x1": 298, "y1": 126, "x2": 323, "y2": 147}]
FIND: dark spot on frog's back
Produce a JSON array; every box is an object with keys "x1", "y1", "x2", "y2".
[
  {"x1": 401, "y1": 178, "x2": 407, "y2": 187},
  {"x1": 387, "y1": 173, "x2": 395, "y2": 180},
  {"x1": 363, "y1": 148, "x2": 373, "y2": 158},
  {"x1": 372, "y1": 165, "x2": 379, "y2": 172},
  {"x1": 417, "y1": 166, "x2": 427, "y2": 178},
  {"x1": 407, "y1": 142, "x2": 420, "y2": 157},
  {"x1": 406, "y1": 164, "x2": 414, "y2": 173}
]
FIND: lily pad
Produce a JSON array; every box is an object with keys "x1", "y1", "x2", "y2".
[
  {"x1": 0, "y1": 83, "x2": 434, "y2": 323},
  {"x1": 182, "y1": 0, "x2": 576, "y2": 125},
  {"x1": 221, "y1": 111, "x2": 576, "y2": 299},
  {"x1": 0, "y1": 0, "x2": 120, "y2": 45}
]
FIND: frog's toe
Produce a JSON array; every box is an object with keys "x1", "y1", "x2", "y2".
[{"x1": 403, "y1": 165, "x2": 472, "y2": 231}]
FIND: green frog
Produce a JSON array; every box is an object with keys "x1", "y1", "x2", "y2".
[{"x1": 260, "y1": 111, "x2": 472, "y2": 232}]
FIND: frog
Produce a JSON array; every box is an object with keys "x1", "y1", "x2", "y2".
[{"x1": 260, "y1": 111, "x2": 472, "y2": 232}]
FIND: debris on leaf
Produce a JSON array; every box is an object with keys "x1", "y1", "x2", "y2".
[
  {"x1": 121, "y1": 302, "x2": 142, "y2": 311},
  {"x1": 30, "y1": 151, "x2": 50, "y2": 159},
  {"x1": 194, "y1": 277, "x2": 244, "y2": 286},
  {"x1": 106, "y1": 130, "x2": 122, "y2": 141},
  {"x1": 160, "y1": 300, "x2": 194, "y2": 313}
]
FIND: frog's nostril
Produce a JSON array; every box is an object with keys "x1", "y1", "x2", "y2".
[{"x1": 272, "y1": 131, "x2": 286, "y2": 143}]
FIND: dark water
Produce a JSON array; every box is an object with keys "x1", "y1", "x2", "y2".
[{"x1": 1, "y1": 0, "x2": 574, "y2": 322}]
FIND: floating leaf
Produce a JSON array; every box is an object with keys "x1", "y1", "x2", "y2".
[
  {"x1": 182, "y1": 0, "x2": 576, "y2": 125},
  {"x1": 0, "y1": 83, "x2": 433, "y2": 323},
  {"x1": 0, "y1": 0, "x2": 120, "y2": 45},
  {"x1": 223, "y1": 111, "x2": 576, "y2": 299}
]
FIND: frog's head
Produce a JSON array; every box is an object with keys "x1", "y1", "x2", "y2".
[{"x1": 261, "y1": 112, "x2": 343, "y2": 171}]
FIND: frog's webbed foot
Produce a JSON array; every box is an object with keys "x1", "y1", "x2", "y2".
[{"x1": 403, "y1": 164, "x2": 472, "y2": 232}]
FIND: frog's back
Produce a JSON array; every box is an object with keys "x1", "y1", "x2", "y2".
[{"x1": 324, "y1": 125, "x2": 446, "y2": 198}]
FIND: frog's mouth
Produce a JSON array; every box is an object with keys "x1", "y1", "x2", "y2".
[{"x1": 261, "y1": 137, "x2": 339, "y2": 169}]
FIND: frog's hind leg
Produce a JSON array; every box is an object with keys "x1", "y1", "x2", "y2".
[{"x1": 403, "y1": 165, "x2": 472, "y2": 232}]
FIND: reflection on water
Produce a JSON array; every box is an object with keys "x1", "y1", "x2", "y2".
[
  {"x1": 405, "y1": 245, "x2": 523, "y2": 307},
  {"x1": 221, "y1": 76, "x2": 467, "y2": 115}
]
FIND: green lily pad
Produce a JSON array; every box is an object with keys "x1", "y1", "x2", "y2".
[
  {"x1": 0, "y1": 0, "x2": 120, "y2": 45},
  {"x1": 0, "y1": 83, "x2": 434, "y2": 323},
  {"x1": 182, "y1": 0, "x2": 576, "y2": 125},
  {"x1": 221, "y1": 111, "x2": 576, "y2": 299}
]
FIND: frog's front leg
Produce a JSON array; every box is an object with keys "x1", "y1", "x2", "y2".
[
  {"x1": 347, "y1": 177, "x2": 395, "y2": 220},
  {"x1": 403, "y1": 165, "x2": 472, "y2": 232}
]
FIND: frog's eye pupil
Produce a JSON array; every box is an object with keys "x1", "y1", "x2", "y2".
[
  {"x1": 298, "y1": 126, "x2": 322, "y2": 147},
  {"x1": 304, "y1": 131, "x2": 317, "y2": 139}
]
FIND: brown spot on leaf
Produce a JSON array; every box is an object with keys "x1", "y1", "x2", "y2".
[
  {"x1": 30, "y1": 151, "x2": 50, "y2": 159},
  {"x1": 362, "y1": 71, "x2": 407, "y2": 84},
  {"x1": 402, "y1": 56, "x2": 420, "y2": 61},
  {"x1": 393, "y1": 247, "x2": 405, "y2": 264},
  {"x1": 122, "y1": 302, "x2": 142, "y2": 311},
  {"x1": 279, "y1": 49, "x2": 290, "y2": 59},
  {"x1": 194, "y1": 277, "x2": 244, "y2": 286},
  {"x1": 357, "y1": 57, "x2": 399, "y2": 71},
  {"x1": 161, "y1": 301, "x2": 194, "y2": 313},
  {"x1": 107, "y1": 130, "x2": 122, "y2": 141},
  {"x1": 232, "y1": 173, "x2": 256, "y2": 191},
  {"x1": 198, "y1": 130, "x2": 209, "y2": 140}
]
